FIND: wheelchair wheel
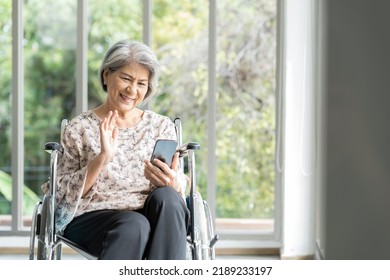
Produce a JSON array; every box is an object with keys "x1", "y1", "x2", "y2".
[
  {"x1": 37, "y1": 194, "x2": 63, "y2": 259},
  {"x1": 188, "y1": 191, "x2": 215, "y2": 260}
]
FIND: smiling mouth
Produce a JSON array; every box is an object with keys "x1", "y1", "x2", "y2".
[{"x1": 120, "y1": 93, "x2": 135, "y2": 103}]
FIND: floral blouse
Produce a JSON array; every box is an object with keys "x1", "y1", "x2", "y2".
[{"x1": 41, "y1": 110, "x2": 184, "y2": 233}]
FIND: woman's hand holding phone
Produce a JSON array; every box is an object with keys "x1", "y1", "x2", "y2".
[{"x1": 144, "y1": 140, "x2": 182, "y2": 193}]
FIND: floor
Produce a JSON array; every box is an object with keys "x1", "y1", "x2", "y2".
[
  {"x1": 0, "y1": 253, "x2": 278, "y2": 260},
  {"x1": 0, "y1": 236, "x2": 280, "y2": 260}
]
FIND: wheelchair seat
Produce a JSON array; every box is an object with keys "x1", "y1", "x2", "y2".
[{"x1": 56, "y1": 235, "x2": 98, "y2": 260}]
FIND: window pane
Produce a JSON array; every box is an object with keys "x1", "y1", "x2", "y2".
[
  {"x1": 23, "y1": 0, "x2": 77, "y2": 224},
  {"x1": 151, "y1": 0, "x2": 277, "y2": 234},
  {"x1": 88, "y1": 0, "x2": 143, "y2": 109},
  {"x1": 216, "y1": 0, "x2": 277, "y2": 232},
  {"x1": 150, "y1": 0, "x2": 209, "y2": 195},
  {"x1": 0, "y1": 0, "x2": 12, "y2": 230}
]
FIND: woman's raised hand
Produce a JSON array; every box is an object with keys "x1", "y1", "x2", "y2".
[{"x1": 99, "y1": 110, "x2": 119, "y2": 164}]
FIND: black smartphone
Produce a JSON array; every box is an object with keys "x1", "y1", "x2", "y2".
[{"x1": 150, "y1": 139, "x2": 178, "y2": 167}]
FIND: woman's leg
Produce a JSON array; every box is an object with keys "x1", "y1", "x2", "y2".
[
  {"x1": 142, "y1": 187, "x2": 190, "y2": 260},
  {"x1": 64, "y1": 210, "x2": 151, "y2": 260}
]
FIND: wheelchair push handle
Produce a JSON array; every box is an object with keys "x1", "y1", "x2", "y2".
[
  {"x1": 178, "y1": 142, "x2": 200, "y2": 157},
  {"x1": 44, "y1": 142, "x2": 63, "y2": 153}
]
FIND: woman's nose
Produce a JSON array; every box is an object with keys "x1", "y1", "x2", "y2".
[{"x1": 126, "y1": 85, "x2": 137, "y2": 95}]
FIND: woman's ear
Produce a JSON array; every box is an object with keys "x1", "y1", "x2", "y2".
[{"x1": 103, "y1": 69, "x2": 109, "y2": 85}]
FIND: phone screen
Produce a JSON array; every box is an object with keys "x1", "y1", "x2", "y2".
[{"x1": 150, "y1": 139, "x2": 178, "y2": 167}]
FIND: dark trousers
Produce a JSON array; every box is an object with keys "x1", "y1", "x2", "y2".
[{"x1": 63, "y1": 187, "x2": 190, "y2": 260}]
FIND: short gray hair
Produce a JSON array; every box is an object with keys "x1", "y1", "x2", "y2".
[{"x1": 99, "y1": 40, "x2": 159, "y2": 104}]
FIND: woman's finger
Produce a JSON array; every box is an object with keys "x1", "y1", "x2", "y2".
[
  {"x1": 145, "y1": 159, "x2": 169, "y2": 185},
  {"x1": 170, "y1": 152, "x2": 179, "y2": 170}
]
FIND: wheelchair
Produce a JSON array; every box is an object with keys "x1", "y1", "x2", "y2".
[{"x1": 28, "y1": 118, "x2": 219, "y2": 260}]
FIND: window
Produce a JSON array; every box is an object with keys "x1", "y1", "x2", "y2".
[
  {"x1": 3, "y1": 1, "x2": 279, "y2": 247},
  {"x1": 149, "y1": 0, "x2": 278, "y2": 238},
  {"x1": 22, "y1": 0, "x2": 77, "y2": 229},
  {"x1": 215, "y1": 0, "x2": 277, "y2": 235}
]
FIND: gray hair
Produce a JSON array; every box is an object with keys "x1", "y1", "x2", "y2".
[{"x1": 99, "y1": 40, "x2": 159, "y2": 104}]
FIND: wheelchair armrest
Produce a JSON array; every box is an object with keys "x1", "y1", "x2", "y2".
[
  {"x1": 44, "y1": 142, "x2": 63, "y2": 154},
  {"x1": 178, "y1": 142, "x2": 200, "y2": 157}
]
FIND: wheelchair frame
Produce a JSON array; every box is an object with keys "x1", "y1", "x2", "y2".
[{"x1": 29, "y1": 118, "x2": 218, "y2": 260}]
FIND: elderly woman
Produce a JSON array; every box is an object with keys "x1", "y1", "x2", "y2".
[{"x1": 42, "y1": 40, "x2": 189, "y2": 260}]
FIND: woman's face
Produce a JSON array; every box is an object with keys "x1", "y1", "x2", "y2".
[{"x1": 103, "y1": 62, "x2": 149, "y2": 113}]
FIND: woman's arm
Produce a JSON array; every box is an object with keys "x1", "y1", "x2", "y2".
[{"x1": 82, "y1": 110, "x2": 118, "y2": 196}]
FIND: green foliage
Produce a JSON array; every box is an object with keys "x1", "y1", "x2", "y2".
[
  {"x1": 0, "y1": 171, "x2": 40, "y2": 215},
  {"x1": 0, "y1": 0, "x2": 12, "y2": 173}
]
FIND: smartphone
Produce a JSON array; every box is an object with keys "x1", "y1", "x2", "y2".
[{"x1": 150, "y1": 139, "x2": 178, "y2": 167}]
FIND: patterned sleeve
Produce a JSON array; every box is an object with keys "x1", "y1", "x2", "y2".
[{"x1": 158, "y1": 116, "x2": 177, "y2": 140}]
